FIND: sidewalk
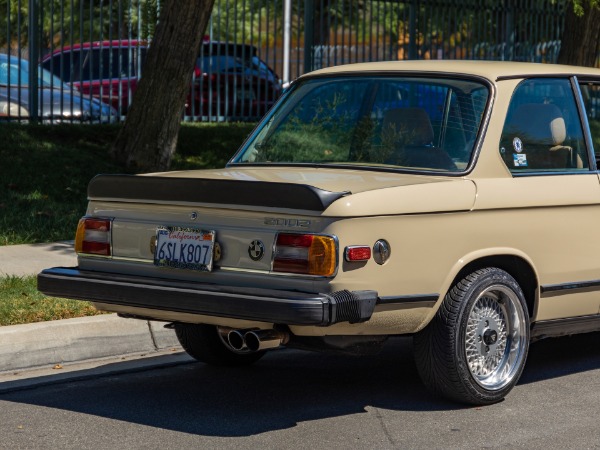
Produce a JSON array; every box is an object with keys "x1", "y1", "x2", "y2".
[
  {"x1": 0, "y1": 242, "x2": 181, "y2": 373},
  {"x1": 0, "y1": 240, "x2": 78, "y2": 277}
]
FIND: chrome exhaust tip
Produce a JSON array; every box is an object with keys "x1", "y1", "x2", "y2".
[
  {"x1": 227, "y1": 329, "x2": 247, "y2": 351},
  {"x1": 244, "y1": 329, "x2": 289, "y2": 352}
]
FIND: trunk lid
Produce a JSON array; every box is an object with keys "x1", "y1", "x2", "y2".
[{"x1": 84, "y1": 167, "x2": 475, "y2": 278}]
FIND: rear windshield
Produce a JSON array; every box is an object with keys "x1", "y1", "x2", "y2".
[{"x1": 233, "y1": 76, "x2": 489, "y2": 172}]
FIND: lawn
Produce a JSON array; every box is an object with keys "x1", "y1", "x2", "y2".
[
  {"x1": 0, "y1": 122, "x2": 255, "y2": 245},
  {"x1": 0, "y1": 121, "x2": 256, "y2": 324},
  {"x1": 0, "y1": 275, "x2": 101, "y2": 325}
]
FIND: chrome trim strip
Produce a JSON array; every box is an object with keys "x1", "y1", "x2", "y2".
[
  {"x1": 531, "y1": 314, "x2": 600, "y2": 341},
  {"x1": 377, "y1": 294, "x2": 439, "y2": 305},
  {"x1": 110, "y1": 256, "x2": 152, "y2": 264},
  {"x1": 540, "y1": 279, "x2": 600, "y2": 297},
  {"x1": 572, "y1": 75, "x2": 598, "y2": 171},
  {"x1": 496, "y1": 73, "x2": 595, "y2": 81},
  {"x1": 107, "y1": 258, "x2": 334, "y2": 280}
]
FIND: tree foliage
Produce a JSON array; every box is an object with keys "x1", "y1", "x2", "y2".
[
  {"x1": 0, "y1": 0, "x2": 156, "y2": 55},
  {"x1": 557, "y1": 0, "x2": 600, "y2": 66}
]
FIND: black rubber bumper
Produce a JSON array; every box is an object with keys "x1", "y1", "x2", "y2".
[{"x1": 37, "y1": 267, "x2": 378, "y2": 326}]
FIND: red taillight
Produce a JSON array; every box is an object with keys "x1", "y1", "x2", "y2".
[
  {"x1": 273, "y1": 233, "x2": 336, "y2": 277},
  {"x1": 345, "y1": 246, "x2": 371, "y2": 262},
  {"x1": 75, "y1": 217, "x2": 112, "y2": 256},
  {"x1": 276, "y1": 234, "x2": 314, "y2": 247}
]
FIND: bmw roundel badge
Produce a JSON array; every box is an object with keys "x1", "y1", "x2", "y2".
[{"x1": 248, "y1": 240, "x2": 265, "y2": 261}]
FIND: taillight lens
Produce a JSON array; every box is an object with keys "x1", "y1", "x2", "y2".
[
  {"x1": 75, "y1": 217, "x2": 112, "y2": 256},
  {"x1": 273, "y1": 233, "x2": 337, "y2": 277}
]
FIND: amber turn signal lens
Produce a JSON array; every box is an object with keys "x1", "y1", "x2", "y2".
[{"x1": 273, "y1": 233, "x2": 337, "y2": 276}]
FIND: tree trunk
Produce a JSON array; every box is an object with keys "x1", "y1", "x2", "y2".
[
  {"x1": 557, "y1": 0, "x2": 600, "y2": 67},
  {"x1": 110, "y1": 0, "x2": 215, "y2": 172}
]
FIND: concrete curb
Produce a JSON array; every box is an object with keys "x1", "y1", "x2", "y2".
[
  {"x1": 0, "y1": 314, "x2": 181, "y2": 372},
  {"x1": 0, "y1": 241, "x2": 184, "y2": 373}
]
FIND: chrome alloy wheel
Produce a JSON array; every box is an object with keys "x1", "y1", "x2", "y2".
[{"x1": 464, "y1": 285, "x2": 527, "y2": 390}]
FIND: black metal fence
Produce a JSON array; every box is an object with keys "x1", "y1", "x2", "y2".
[{"x1": 0, "y1": 0, "x2": 574, "y2": 124}]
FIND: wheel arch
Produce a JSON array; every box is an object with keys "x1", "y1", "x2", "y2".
[
  {"x1": 452, "y1": 255, "x2": 538, "y2": 320},
  {"x1": 421, "y1": 249, "x2": 539, "y2": 331}
]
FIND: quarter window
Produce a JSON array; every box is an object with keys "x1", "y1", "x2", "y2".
[
  {"x1": 499, "y1": 78, "x2": 589, "y2": 172},
  {"x1": 578, "y1": 82, "x2": 600, "y2": 166}
]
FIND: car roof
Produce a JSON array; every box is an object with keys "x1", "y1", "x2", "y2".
[
  {"x1": 45, "y1": 40, "x2": 147, "y2": 55},
  {"x1": 305, "y1": 60, "x2": 600, "y2": 82},
  {"x1": 45, "y1": 39, "x2": 258, "y2": 57},
  {"x1": 1, "y1": 53, "x2": 26, "y2": 63}
]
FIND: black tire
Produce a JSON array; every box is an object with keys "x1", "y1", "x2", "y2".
[
  {"x1": 413, "y1": 268, "x2": 530, "y2": 405},
  {"x1": 174, "y1": 323, "x2": 265, "y2": 367}
]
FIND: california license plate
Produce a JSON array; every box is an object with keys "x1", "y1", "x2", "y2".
[{"x1": 153, "y1": 227, "x2": 215, "y2": 271}]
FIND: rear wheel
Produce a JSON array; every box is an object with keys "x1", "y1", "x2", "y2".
[
  {"x1": 414, "y1": 268, "x2": 530, "y2": 405},
  {"x1": 174, "y1": 323, "x2": 265, "y2": 367}
]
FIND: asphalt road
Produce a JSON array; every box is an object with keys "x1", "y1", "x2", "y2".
[{"x1": 1, "y1": 333, "x2": 600, "y2": 449}]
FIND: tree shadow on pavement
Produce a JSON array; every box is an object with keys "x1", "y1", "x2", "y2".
[{"x1": 2, "y1": 333, "x2": 600, "y2": 437}]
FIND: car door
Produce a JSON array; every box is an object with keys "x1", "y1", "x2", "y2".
[
  {"x1": 578, "y1": 78, "x2": 600, "y2": 315},
  {"x1": 496, "y1": 77, "x2": 600, "y2": 321}
]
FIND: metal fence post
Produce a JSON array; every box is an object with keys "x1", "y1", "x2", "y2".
[
  {"x1": 283, "y1": 0, "x2": 292, "y2": 85},
  {"x1": 504, "y1": 2, "x2": 514, "y2": 61},
  {"x1": 409, "y1": 0, "x2": 417, "y2": 60},
  {"x1": 28, "y1": 0, "x2": 39, "y2": 122},
  {"x1": 303, "y1": 0, "x2": 315, "y2": 74}
]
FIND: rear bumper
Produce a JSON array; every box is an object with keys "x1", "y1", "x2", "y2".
[{"x1": 38, "y1": 267, "x2": 378, "y2": 327}]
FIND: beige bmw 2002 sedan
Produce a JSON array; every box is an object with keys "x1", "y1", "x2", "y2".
[{"x1": 39, "y1": 60, "x2": 600, "y2": 405}]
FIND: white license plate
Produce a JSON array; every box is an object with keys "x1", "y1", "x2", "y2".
[{"x1": 153, "y1": 227, "x2": 215, "y2": 272}]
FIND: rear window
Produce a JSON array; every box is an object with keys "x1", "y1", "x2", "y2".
[{"x1": 234, "y1": 76, "x2": 489, "y2": 173}]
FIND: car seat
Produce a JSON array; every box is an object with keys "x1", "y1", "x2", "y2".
[
  {"x1": 382, "y1": 107, "x2": 457, "y2": 171},
  {"x1": 502, "y1": 103, "x2": 582, "y2": 170}
]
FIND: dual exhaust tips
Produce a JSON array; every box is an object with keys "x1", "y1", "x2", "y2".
[{"x1": 224, "y1": 328, "x2": 289, "y2": 352}]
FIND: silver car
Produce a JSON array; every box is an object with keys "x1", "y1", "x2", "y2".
[{"x1": 0, "y1": 54, "x2": 117, "y2": 123}]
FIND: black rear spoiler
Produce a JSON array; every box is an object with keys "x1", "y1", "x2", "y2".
[{"x1": 88, "y1": 174, "x2": 349, "y2": 212}]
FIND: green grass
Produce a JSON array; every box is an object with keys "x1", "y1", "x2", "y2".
[
  {"x1": 0, "y1": 121, "x2": 256, "y2": 325},
  {"x1": 0, "y1": 124, "x2": 123, "y2": 245},
  {"x1": 0, "y1": 276, "x2": 101, "y2": 325},
  {"x1": 0, "y1": 122, "x2": 256, "y2": 245}
]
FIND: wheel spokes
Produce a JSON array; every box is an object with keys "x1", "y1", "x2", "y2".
[{"x1": 464, "y1": 286, "x2": 525, "y2": 390}]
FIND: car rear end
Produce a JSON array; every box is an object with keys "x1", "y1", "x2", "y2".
[{"x1": 38, "y1": 172, "x2": 383, "y2": 334}]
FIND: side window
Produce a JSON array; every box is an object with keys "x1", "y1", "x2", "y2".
[
  {"x1": 43, "y1": 50, "x2": 84, "y2": 83},
  {"x1": 83, "y1": 48, "x2": 134, "y2": 81},
  {"x1": 578, "y1": 82, "x2": 600, "y2": 166},
  {"x1": 499, "y1": 78, "x2": 589, "y2": 172}
]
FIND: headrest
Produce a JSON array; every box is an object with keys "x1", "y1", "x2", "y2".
[
  {"x1": 382, "y1": 108, "x2": 434, "y2": 146},
  {"x1": 508, "y1": 103, "x2": 566, "y2": 146}
]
